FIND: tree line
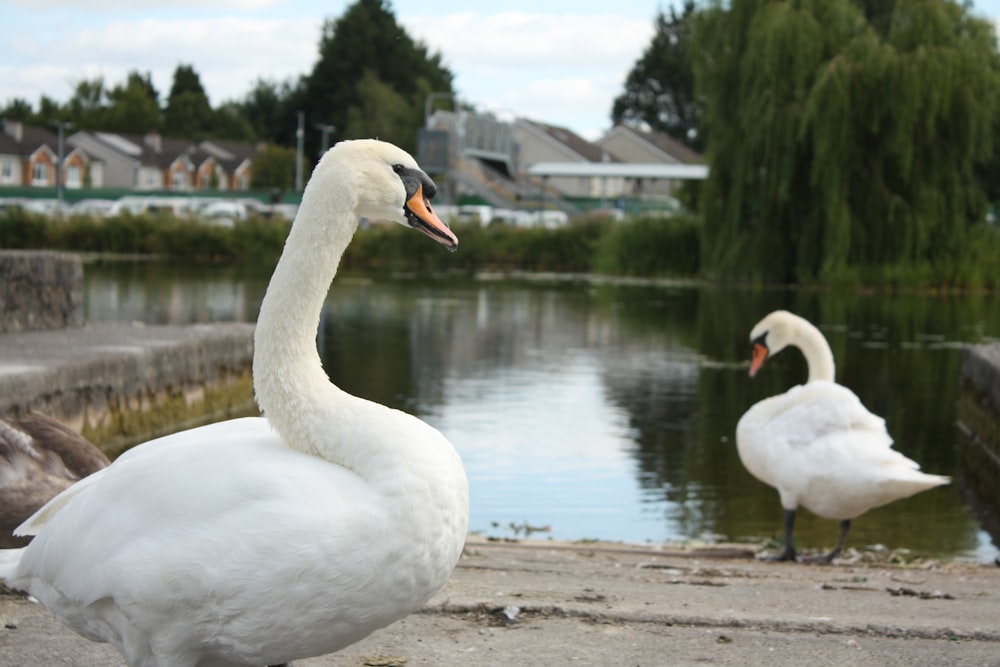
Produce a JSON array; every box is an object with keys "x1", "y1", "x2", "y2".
[
  {"x1": 614, "y1": 0, "x2": 1000, "y2": 285},
  {"x1": 5, "y1": 0, "x2": 998, "y2": 286},
  {"x1": 2, "y1": 0, "x2": 452, "y2": 188}
]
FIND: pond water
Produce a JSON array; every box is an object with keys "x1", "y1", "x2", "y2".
[{"x1": 83, "y1": 260, "x2": 1000, "y2": 561}]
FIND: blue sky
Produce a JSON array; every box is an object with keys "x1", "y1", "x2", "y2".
[{"x1": 2, "y1": 1, "x2": 999, "y2": 142}]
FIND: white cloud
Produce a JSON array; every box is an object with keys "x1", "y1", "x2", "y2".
[
  {"x1": 7, "y1": 16, "x2": 317, "y2": 105},
  {"x1": 3, "y1": 7, "x2": 652, "y2": 138},
  {"x1": 2, "y1": 0, "x2": 282, "y2": 9},
  {"x1": 405, "y1": 12, "x2": 650, "y2": 70},
  {"x1": 402, "y1": 12, "x2": 650, "y2": 137}
]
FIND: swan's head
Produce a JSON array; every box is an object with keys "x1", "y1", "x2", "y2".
[
  {"x1": 747, "y1": 310, "x2": 800, "y2": 377},
  {"x1": 331, "y1": 139, "x2": 458, "y2": 251}
]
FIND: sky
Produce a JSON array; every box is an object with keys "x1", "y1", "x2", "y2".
[{"x1": 2, "y1": 0, "x2": 1000, "y2": 143}]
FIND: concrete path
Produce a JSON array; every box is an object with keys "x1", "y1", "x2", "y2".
[{"x1": 2, "y1": 537, "x2": 998, "y2": 666}]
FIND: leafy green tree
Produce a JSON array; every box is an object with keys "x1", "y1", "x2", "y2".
[
  {"x1": 105, "y1": 71, "x2": 162, "y2": 134},
  {"x1": 250, "y1": 144, "x2": 299, "y2": 190},
  {"x1": 341, "y1": 70, "x2": 413, "y2": 144},
  {"x1": 164, "y1": 64, "x2": 214, "y2": 139},
  {"x1": 612, "y1": 2, "x2": 703, "y2": 151},
  {"x1": 237, "y1": 77, "x2": 304, "y2": 147},
  {"x1": 693, "y1": 0, "x2": 1000, "y2": 283},
  {"x1": 35, "y1": 96, "x2": 68, "y2": 126},
  {"x1": 0, "y1": 98, "x2": 34, "y2": 121},
  {"x1": 66, "y1": 77, "x2": 109, "y2": 129},
  {"x1": 299, "y1": 0, "x2": 453, "y2": 156},
  {"x1": 211, "y1": 102, "x2": 257, "y2": 142}
]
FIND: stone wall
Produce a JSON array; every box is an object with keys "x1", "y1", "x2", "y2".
[
  {"x1": 0, "y1": 251, "x2": 83, "y2": 333},
  {"x1": 957, "y1": 344, "x2": 1000, "y2": 547},
  {"x1": 0, "y1": 322, "x2": 257, "y2": 457}
]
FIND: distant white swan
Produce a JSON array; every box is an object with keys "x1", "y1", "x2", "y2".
[
  {"x1": 736, "y1": 310, "x2": 949, "y2": 563},
  {"x1": 0, "y1": 414, "x2": 109, "y2": 548},
  {"x1": 0, "y1": 139, "x2": 469, "y2": 666}
]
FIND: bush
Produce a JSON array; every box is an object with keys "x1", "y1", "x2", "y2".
[
  {"x1": 3, "y1": 206, "x2": 995, "y2": 290},
  {"x1": 592, "y1": 213, "x2": 701, "y2": 277},
  {"x1": 0, "y1": 209, "x2": 290, "y2": 264}
]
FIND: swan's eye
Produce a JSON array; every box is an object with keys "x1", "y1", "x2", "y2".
[{"x1": 392, "y1": 164, "x2": 405, "y2": 175}]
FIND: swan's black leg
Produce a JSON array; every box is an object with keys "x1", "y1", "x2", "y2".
[
  {"x1": 822, "y1": 519, "x2": 851, "y2": 563},
  {"x1": 768, "y1": 508, "x2": 798, "y2": 561}
]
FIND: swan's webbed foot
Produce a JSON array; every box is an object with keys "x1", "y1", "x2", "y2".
[
  {"x1": 764, "y1": 508, "x2": 798, "y2": 561},
  {"x1": 767, "y1": 546, "x2": 797, "y2": 562},
  {"x1": 799, "y1": 552, "x2": 836, "y2": 565},
  {"x1": 798, "y1": 519, "x2": 851, "y2": 564}
]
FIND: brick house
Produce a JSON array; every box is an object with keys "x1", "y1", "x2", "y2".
[
  {"x1": 68, "y1": 130, "x2": 256, "y2": 192},
  {"x1": 0, "y1": 119, "x2": 96, "y2": 189},
  {"x1": 199, "y1": 139, "x2": 256, "y2": 191}
]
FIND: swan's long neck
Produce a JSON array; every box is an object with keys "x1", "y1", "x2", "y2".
[
  {"x1": 794, "y1": 319, "x2": 836, "y2": 383},
  {"x1": 252, "y1": 171, "x2": 358, "y2": 460}
]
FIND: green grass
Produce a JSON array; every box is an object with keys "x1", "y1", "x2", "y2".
[{"x1": 3, "y1": 207, "x2": 997, "y2": 290}]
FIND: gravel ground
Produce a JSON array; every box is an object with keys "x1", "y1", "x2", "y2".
[{"x1": 2, "y1": 537, "x2": 999, "y2": 667}]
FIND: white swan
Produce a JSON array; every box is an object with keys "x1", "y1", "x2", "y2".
[
  {"x1": 735, "y1": 310, "x2": 949, "y2": 563},
  {"x1": 0, "y1": 414, "x2": 109, "y2": 548},
  {"x1": 0, "y1": 139, "x2": 469, "y2": 666}
]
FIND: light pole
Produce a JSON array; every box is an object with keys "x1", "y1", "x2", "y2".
[
  {"x1": 295, "y1": 111, "x2": 305, "y2": 192},
  {"x1": 424, "y1": 92, "x2": 454, "y2": 128},
  {"x1": 51, "y1": 120, "x2": 73, "y2": 216},
  {"x1": 315, "y1": 123, "x2": 335, "y2": 155}
]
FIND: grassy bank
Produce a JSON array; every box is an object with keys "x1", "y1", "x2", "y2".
[
  {"x1": 0, "y1": 208, "x2": 290, "y2": 264},
  {"x1": 2, "y1": 207, "x2": 998, "y2": 290},
  {"x1": 0, "y1": 208, "x2": 703, "y2": 278}
]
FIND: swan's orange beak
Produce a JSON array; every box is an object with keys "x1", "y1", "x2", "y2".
[
  {"x1": 749, "y1": 342, "x2": 768, "y2": 378},
  {"x1": 405, "y1": 186, "x2": 458, "y2": 252}
]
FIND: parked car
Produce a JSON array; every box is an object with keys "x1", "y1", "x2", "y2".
[
  {"x1": 68, "y1": 199, "x2": 115, "y2": 218},
  {"x1": 198, "y1": 201, "x2": 248, "y2": 227}
]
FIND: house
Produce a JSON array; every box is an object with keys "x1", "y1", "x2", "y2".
[
  {"x1": 198, "y1": 139, "x2": 256, "y2": 191},
  {"x1": 597, "y1": 124, "x2": 704, "y2": 197},
  {"x1": 1, "y1": 119, "x2": 97, "y2": 189},
  {"x1": 512, "y1": 119, "x2": 627, "y2": 200},
  {"x1": 68, "y1": 130, "x2": 256, "y2": 192},
  {"x1": 67, "y1": 131, "x2": 140, "y2": 188}
]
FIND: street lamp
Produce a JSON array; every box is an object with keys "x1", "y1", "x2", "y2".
[
  {"x1": 295, "y1": 111, "x2": 304, "y2": 192},
  {"x1": 315, "y1": 123, "x2": 336, "y2": 155},
  {"x1": 424, "y1": 92, "x2": 455, "y2": 128},
  {"x1": 51, "y1": 120, "x2": 73, "y2": 216}
]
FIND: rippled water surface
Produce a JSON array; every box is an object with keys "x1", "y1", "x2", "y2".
[{"x1": 84, "y1": 260, "x2": 1000, "y2": 561}]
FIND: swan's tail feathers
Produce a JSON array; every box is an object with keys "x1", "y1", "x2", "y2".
[
  {"x1": 885, "y1": 472, "x2": 951, "y2": 501},
  {"x1": 905, "y1": 470, "x2": 951, "y2": 489},
  {"x1": 14, "y1": 467, "x2": 105, "y2": 537},
  {"x1": 0, "y1": 547, "x2": 25, "y2": 584},
  {"x1": 926, "y1": 473, "x2": 951, "y2": 487}
]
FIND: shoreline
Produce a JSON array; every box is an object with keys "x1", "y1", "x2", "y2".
[{"x1": 3, "y1": 536, "x2": 999, "y2": 666}]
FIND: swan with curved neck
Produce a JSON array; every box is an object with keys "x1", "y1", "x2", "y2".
[
  {"x1": 737, "y1": 310, "x2": 949, "y2": 563},
  {"x1": 0, "y1": 139, "x2": 469, "y2": 666}
]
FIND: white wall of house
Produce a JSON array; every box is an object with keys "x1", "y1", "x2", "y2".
[
  {"x1": 0, "y1": 156, "x2": 21, "y2": 186},
  {"x1": 68, "y1": 133, "x2": 139, "y2": 188},
  {"x1": 514, "y1": 121, "x2": 630, "y2": 200},
  {"x1": 137, "y1": 166, "x2": 163, "y2": 189},
  {"x1": 598, "y1": 127, "x2": 698, "y2": 198}
]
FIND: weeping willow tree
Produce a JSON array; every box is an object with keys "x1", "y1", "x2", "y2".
[{"x1": 693, "y1": 0, "x2": 1000, "y2": 283}]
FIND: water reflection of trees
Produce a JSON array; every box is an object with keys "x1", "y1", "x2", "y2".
[
  {"x1": 84, "y1": 261, "x2": 269, "y2": 325},
  {"x1": 602, "y1": 283, "x2": 996, "y2": 555},
  {"x1": 87, "y1": 262, "x2": 998, "y2": 557}
]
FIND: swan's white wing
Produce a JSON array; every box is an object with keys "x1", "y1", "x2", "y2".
[
  {"x1": 9, "y1": 416, "x2": 403, "y2": 658},
  {"x1": 737, "y1": 382, "x2": 948, "y2": 519}
]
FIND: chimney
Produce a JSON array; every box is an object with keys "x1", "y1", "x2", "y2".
[
  {"x1": 144, "y1": 131, "x2": 162, "y2": 153},
  {"x1": 3, "y1": 119, "x2": 23, "y2": 143}
]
